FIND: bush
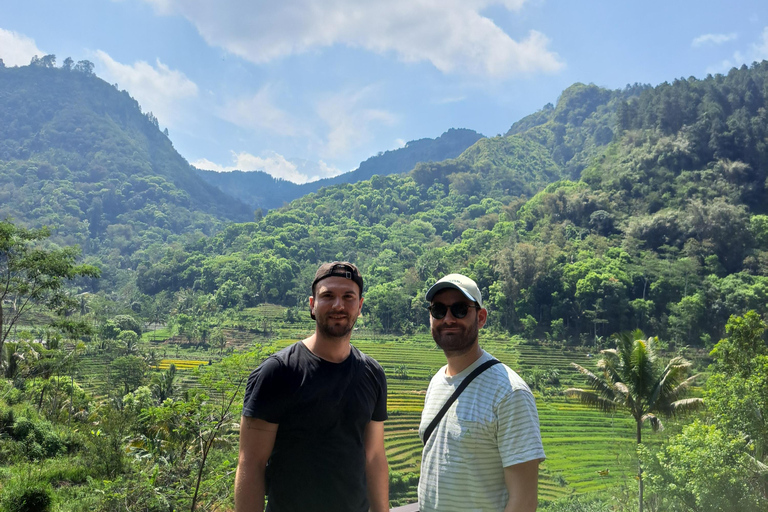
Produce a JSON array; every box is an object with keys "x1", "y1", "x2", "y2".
[
  {"x1": 0, "y1": 406, "x2": 14, "y2": 434},
  {"x1": 0, "y1": 478, "x2": 52, "y2": 512},
  {"x1": 11, "y1": 417, "x2": 34, "y2": 440},
  {"x1": 10, "y1": 416, "x2": 66, "y2": 460}
]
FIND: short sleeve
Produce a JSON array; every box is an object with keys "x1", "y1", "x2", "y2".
[
  {"x1": 496, "y1": 388, "x2": 546, "y2": 467},
  {"x1": 242, "y1": 356, "x2": 289, "y2": 423},
  {"x1": 371, "y1": 362, "x2": 388, "y2": 422}
]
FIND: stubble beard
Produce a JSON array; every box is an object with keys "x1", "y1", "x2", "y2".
[
  {"x1": 432, "y1": 321, "x2": 479, "y2": 356},
  {"x1": 317, "y1": 312, "x2": 357, "y2": 339}
]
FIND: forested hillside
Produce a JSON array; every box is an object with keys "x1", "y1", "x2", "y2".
[
  {"x1": 196, "y1": 128, "x2": 484, "y2": 210},
  {"x1": 138, "y1": 61, "x2": 768, "y2": 347},
  {"x1": 0, "y1": 61, "x2": 252, "y2": 287},
  {"x1": 3, "y1": 58, "x2": 768, "y2": 512}
]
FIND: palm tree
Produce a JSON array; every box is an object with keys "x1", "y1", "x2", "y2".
[
  {"x1": 565, "y1": 330, "x2": 704, "y2": 512},
  {"x1": 151, "y1": 363, "x2": 178, "y2": 403}
]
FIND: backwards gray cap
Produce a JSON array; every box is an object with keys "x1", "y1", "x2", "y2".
[{"x1": 425, "y1": 273, "x2": 483, "y2": 307}]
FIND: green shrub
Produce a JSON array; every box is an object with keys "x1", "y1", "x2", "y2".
[
  {"x1": 0, "y1": 407, "x2": 14, "y2": 434},
  {"x1": 10, "y1": 416, "x2": 66, "y2": 460},
  {"x1": 11, "y1": 417, "x2": 34, "y2": 440},
  {"x1": 0, "y1": 479, "x2": 52, "y2": 512},
  {"x1": 2, "y1": 388, "x2": 23, "y2": 406},
  {"x1": 539, "y1": 494, "x2": 613, "y2": 511}
]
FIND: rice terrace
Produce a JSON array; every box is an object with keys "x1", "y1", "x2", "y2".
[
  {"x1": 3, "y1": 30, "x2": 768, "y2": 511},
  {"x1": 61, "y1": 303, "x2": 660, "y2": 506}
]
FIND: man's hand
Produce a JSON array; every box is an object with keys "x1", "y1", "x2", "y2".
[{"x1": 234, "y1": 417, "x2": 278, "y2": 512}]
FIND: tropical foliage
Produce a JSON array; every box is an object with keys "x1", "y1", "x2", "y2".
[{"x1": 565, "y1": 331, "x2": 704, "y2": 512}]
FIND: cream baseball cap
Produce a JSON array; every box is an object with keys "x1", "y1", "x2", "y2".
[{"x1": 425, "y1": 274, "x2": 483, "y2": 307}]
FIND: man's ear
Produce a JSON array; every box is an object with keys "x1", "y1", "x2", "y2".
[
  {"x1": 309, "y1": 295, "x2": 315, "y2": 315},
  {"x1": 358, "y1": 297, "x2": 364, "y2": 314},
  {"x1": 477, "y1": 308, "x2": 488, "y2": 329}
]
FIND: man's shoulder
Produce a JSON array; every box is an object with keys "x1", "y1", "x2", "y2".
[
  {"x1": 251, "y1": 342, "x2": 303, "y2": 376},
  {"x1": 351, "y1": 345, "x2": 384, "y2": 371},
  {"x1": 480, "y1": 354, "x2": 533, "y2": 394}
]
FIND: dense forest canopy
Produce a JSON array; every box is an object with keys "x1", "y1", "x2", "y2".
[
  {"x1": 2, "y1": 58, "x2": 768, "y2": 347},
  {"x1": 2, "y1": 55, "x2": 768, "y2": 512},
  {"x1": 135, "y1": 62, "x2": 768, "y2": 348}
]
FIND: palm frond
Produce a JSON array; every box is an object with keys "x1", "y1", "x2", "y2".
[
  {"x1": 570, "y1": 363, "x2": 616, "y2": 399},
  {"x1": 564, "y1": 388, "x2": 618, "y2": 414},
  {"x1": 748, "y1": 454, "x2": 768, "y2": 474},
  {"x1": 648, "y1": 356, "x2": 695, "y2": 408},
  {"x1": 665, "y1": 374, "x2": 701, "y2": 402},
  {"x1": 665, "y1": 397, "x2": 705, "y2": 417},
  {"x1": 641, "y1": 413, "x2": 664, "y2": 432}
]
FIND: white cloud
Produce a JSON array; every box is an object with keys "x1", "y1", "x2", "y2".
[
  {"x1": 192, "y1": 151, "x2": 339, "y2": 183},
  {"x1": 704, "y1": 27, "x2": 768, "y2": 75},
  {"x1": 94, "y1": 50, "x2": 198, "y2": 127},
  {"x1": 141, "y1": 0, "x2": 562, "y2": 78},
  {"x1": 218, "y1": 85, "x2": 301, "y2": 137},
  {"x1": 0, "y1": 28, "x2": 44, "y2": 67},
  {"x1": 316, "y1": 86, "x2": 396, "y2": 159},
  {"x1": 750, "y1": 27, "x2": 768, "y2": 61},
  {"x1": 692, "y1": 32, "x2": 737, "y2": 48},
  {"x1": 433, "y1": 95, "x2": 467, "y2": 105}
]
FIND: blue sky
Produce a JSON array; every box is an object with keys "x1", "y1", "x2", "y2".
[{"x1": 1, "y1": 0, "x2": 767, "y2": 183}]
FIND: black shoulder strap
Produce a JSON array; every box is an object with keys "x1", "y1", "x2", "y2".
[{"x1": 422, "y1": 359, "x2": 501, "y2": 446}]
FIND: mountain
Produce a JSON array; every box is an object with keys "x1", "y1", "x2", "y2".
[
  {"x1": 195, "y1": 128, "x2": 484, "y2": 210},
  {"x1": 0, "y1": 61, "x2": 251, "y2": 281},
  {"x1": 141, "y1": 61, "x2": 768, "y2": 345}
]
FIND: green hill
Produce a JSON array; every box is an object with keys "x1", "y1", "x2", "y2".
[
  {"x1": 0, "y1": 61, "x2": 251, "y2": 286},
  {"x1": 139, "y1": 61, "x2": 768, "y2": 348}
]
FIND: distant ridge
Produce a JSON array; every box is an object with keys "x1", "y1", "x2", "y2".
[{"x1": 196, "y1": 128, "x2": 484, "y2": 210}]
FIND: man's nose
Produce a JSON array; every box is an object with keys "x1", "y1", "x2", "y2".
[{"x1": 442, "y1": 308, "x2": 459, "y2": 322}]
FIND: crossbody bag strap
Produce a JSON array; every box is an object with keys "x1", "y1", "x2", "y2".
[{"x1": 422, "y1": 359, "x2": 501, "y2": 446}]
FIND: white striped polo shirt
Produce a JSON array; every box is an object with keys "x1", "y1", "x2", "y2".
[{"x1": 418, "y1": 350, "x2": 545, "y2": 512}]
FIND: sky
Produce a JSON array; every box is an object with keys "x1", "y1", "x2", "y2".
[{"x1": 1, "y1": 1, "x2": 767, "y2": 184}]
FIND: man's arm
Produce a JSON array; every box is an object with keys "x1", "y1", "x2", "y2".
[
  {"x1": 503, "y1": 459, "x2": 540, "y2": 512},
  {"x1": 363, "y1": 420, "x2": 389, "y2": 512},
  {"x1": 234, "y1": 417, "x2": 278, "y2": 512}
]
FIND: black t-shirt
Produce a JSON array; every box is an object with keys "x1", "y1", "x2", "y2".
[{"x1": 242, "y1": 341, "x2": 387, "y2": 512}]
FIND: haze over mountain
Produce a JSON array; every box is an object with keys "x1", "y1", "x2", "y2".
[{"x1": 195, "y1": 128, "x2": 484, "y2": 210}]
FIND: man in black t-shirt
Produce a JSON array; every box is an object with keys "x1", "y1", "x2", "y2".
[{"x1": 235, "y1": 262, "x2": 389, "y2": 512}]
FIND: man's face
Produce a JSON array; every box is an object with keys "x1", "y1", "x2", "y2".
[
  {"x1": 310, "y1": 276, "x2": 364, "y2": 339},
  {"x1": 430, "y1": 288, "x2": 487, "y2": 355}
]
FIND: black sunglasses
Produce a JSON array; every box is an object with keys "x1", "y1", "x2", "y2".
[{"x1": 428, "y1": 302, "x2": 480, "y2": 319}]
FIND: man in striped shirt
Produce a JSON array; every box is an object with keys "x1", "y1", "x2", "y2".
[{"x1": 418, "y1": 274, "x2": 545, "y2": 512}]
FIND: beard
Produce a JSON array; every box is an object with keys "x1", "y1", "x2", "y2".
[
  {"x1": 316, "y1": 311, "x2": 358, "y2": 339},
  {"x1": 432, "y1": 320, "x2": 479, "y2": 355}
]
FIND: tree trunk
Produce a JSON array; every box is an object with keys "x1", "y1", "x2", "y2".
[
  {"x1": 0, "y1": 302, "x2": 4, "y2": 364},
  {"x1": 191, "y1": 437, "x2": 212, "y2": 512},
  {"x1": 637, "y1": 420, "x2": 643, "y2": 512}
]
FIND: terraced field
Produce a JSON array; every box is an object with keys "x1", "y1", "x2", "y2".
[
  {"x1": 72, "y1": 305, "x2": 666, "y2": 506},
  {"x1": 273, "y1": 333, "x2": 642, "y2": 505}
]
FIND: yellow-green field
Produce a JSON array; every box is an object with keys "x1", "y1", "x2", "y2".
[{"x1": 155, "y1": 358, "x2": 209, "y2": 370}]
